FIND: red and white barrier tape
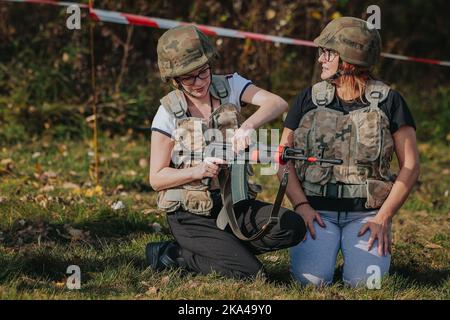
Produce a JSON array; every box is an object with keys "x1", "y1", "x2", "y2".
[{"x1": 3, "y1": 0, "x2": 450, "y2": 67}]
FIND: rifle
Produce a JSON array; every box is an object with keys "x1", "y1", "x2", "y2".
[
  {"x1": 175, "y1": 143, "x2": 342, "y2": 185},
  {"x1": 175, "y1": 142, "x2": 342, "y2": 241}
]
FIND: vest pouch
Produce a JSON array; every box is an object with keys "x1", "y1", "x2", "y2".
[
  {"x1": 182, "y1": 185, "x2": 213, "y2": 216},
  {"x1": 365, "y1": 179, "x2": 393, "y2": 209},
  {"x1": 355, "y1": 109, "x2": 382, "y2": 163},
  {"x1": 379, "y1": 128, "x2": 395, "y2": 180},
  {"x1": 304, "y1": 165, "x2": 332, "y2": 185},
  {"x1": 156, "y1": 189, "x2": 182, "y2": 213},
  {"x1": 212, "y1": 103, "x2": 240, "y2": 130}
]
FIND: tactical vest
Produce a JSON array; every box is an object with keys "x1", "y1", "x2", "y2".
[
  {"x1": 156, "y1": 75, "x2": 259, "y2": 216},
  {"x1": 294, "y1": 80, "x2": 395, "y2": 209}
]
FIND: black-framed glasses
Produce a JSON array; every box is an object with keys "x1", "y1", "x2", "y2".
[
  {"x1": 177, "y1": 67, "x2": 211, "y2": 86},
  {"x1": 318, "y1": 47, "x2": 338, "y2": 62}
]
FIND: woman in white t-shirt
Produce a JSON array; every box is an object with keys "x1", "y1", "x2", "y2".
[{"x1": 146, "y1": 25, "x2": 306, "y2": 279}]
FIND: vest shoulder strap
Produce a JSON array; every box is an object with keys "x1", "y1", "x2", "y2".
[
  {"x1": 210, "y1": 75, "x2": 231, "y2": 104},
  {"x1": 311, "y1": 80, "x2": 335, "y2": 107},
  {"x1": 365, "y1": 80, "x2": 390, "y2": 108},
  {"x1": 160, "y1": 89, "x2": 188, "y2": 119}
]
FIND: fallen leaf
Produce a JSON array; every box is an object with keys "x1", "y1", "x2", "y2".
[
  {"x1": 265, "y1": 8, "x2": 276, "y2": 20},
  {"x1": 415, "y1": 210, "x2": 428, "y2": 218},
  {"x1": 86, "y1": 115, "x2": 96, "y2": 123},
  {"x1": 331, "y1": 11, "x2": 342, "y2": 20},
  {"x1": 65, "y1": 225, "x2": 90, "y2": 242},
  {"x1": 186, "y1": 280, "x2": 199, "y2": 289},
  {"x1": 425, "y1": 242, "x2": 443, "y2": 249},
  {"x1": 146, "y1": 287, "x2": 158, "y2": 295},
  {"x1": 35, "y1": 163, "x2": 43, "y2": 175},
  {"x1": 124, "y1": 170, "x2": 137, "y2": 177},
  {"x1": 142, "y1": 209, "x2": 154, "y2": 215},
  {"x1": 160, "y1": 276, "x2": 170, "y2": 285},
  {"x1": 264, "y1": 255, "x2": 279, "y2": 262},
  {"x1": 62, "y1": 182, "x2": 80, "y2": 190},
  {"x1": 84, "y1": 185, "x2": 103, "y2": 197},
  {"x1": 111, "y1": 201, "x2": 125, "y2": 210},
  {"x1": 1, "y1": 158, "x2": 14, "y2": 171},
  {"x1": 44, "y1": 171, "x2": 58, "y2": 179},
  {"x1": 39, "y1": 185, "x2": 55, "y2": 193},
  {"x1": 310, "y1": 11, "x2": 322, "y2": 20}
]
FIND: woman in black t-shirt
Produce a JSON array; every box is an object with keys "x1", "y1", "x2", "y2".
[{"x1": 278, "y1": 17, "x2": 419, "y2": 287}]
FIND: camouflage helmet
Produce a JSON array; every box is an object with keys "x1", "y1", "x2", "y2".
[
  {"x1": 157, "y1": 25, "x2": 218, "y2": 82},
  {"x1": 314, "y1": 17, "x2": 381, "y2": 67}
]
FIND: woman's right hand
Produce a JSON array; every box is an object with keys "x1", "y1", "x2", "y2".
[
  {"x1": 192, "y1": 157, "x2": 227, "y2": 180},
  {"x1": 296, "y1": 204, "x2": 326, "y2": 240}
]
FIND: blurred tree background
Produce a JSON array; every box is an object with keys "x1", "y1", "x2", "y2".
[{"x1": 0, "y1": 0, "x2": 449, "y2": 144}]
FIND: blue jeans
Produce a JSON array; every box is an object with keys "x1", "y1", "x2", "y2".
[{"x1": 290, "y1": 210, "x2": 391, "y2": 288}]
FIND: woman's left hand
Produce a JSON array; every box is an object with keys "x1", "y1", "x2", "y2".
[
  {"x1": 231, "y1": 127, "x2": 254, "y2": 153},
  {"x1": 358, "y1": 214, "x2": 392, "y2": 257}
]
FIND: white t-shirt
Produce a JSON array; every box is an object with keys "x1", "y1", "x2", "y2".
[{"x1": 151, "y1": 72, "x2": 252, "y2": 138}]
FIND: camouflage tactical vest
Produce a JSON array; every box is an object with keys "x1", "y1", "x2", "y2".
[
  {"x1": 294, "y1": 80, "x2": 395, "y2": 209},
  {"x1": 156, "y1": 75, "x2": 258, "y2": 216}
]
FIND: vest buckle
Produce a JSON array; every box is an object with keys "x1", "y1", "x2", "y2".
[{"x1": 324, "y1": 183, "x2": 343, "y2": 199}]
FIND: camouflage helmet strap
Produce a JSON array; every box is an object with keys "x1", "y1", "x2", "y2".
[
  {"x1": 160, "y1": 89, "x2": 188, "y2": 119},
  {"x1": 312, "y1": 80, "x2": 335, "y2": 108},
  {"x1": 210, "y1": 75, "x2": 231, "y2": 104},
  {"x1": 365, "y1": 80, "x2": 390, "y2": 108}
]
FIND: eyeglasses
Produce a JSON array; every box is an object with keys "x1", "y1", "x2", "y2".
[
  {"x1": 318, "y1": 47, "x2": 338, "y2": 62},
  {"x1": 177, "y1": 67, "x2": 211, "y2": 86}
]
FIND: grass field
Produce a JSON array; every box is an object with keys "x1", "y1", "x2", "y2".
[{"x1": 0, "y1": 136, "x2": 449, "y2": 299}]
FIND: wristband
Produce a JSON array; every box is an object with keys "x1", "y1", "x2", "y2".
[{"x1": 293, "y1": 201, "x2": 309, "y2": 211}]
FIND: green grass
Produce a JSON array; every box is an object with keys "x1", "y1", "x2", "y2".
[{"x1": 0, "y1": 136, "x2": 449, "y2": 299}]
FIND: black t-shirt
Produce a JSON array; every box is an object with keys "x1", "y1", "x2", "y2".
[{"x1": 284, "y1": 85, "x2": 416, "y2": 212}]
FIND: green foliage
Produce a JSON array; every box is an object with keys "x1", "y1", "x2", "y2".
[
  {"x1": 0, "y1": 0, "x2": 449, "y2": 143},
  {"x1": 407, "y1": 86, "x2": 450, "y2": 143}
]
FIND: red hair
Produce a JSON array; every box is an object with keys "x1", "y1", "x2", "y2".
[{"x1": 333, "y1": 62, "x2": 373, "y2": 102}]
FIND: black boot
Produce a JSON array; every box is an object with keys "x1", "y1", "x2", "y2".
[{"x1": 145, "y1": 241, "x2": 186, "y2": 271}]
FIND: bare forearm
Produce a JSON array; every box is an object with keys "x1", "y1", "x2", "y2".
[
  {"x1": 150, "y1": 167, "x2": 197, "y2": 191},
  {"x1": 378, "y1": 165, "x2": 420, "y2": 220},
  {"x1": 243, "y1": 98, "x2": 288, "y2": 129}
]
